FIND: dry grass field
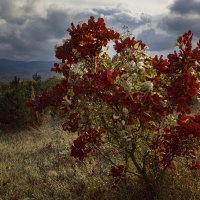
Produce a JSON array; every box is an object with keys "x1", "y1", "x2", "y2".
[{"x1": 0, "y1": 115, "x2": 200, "y2": 200}]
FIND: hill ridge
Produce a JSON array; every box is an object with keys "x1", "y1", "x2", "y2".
[{"x1": 0, "y1": 59, "x2": 57, "y2": 82}]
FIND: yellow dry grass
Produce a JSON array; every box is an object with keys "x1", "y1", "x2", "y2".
[
  {"x1": 0, "y1": 115, "x2": 199, "y2": 200},
  {"x1": 0, "y1": 116, "x2": 76, "y2": 200}
]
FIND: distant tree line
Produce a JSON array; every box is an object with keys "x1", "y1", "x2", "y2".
[{"x1": 0, "y1": 73, "x2": 61, "y2": 132}]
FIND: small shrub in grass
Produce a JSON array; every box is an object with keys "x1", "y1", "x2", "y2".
[
  {"x1": 41, "y1": 76, "x2": 62, "y2": 93},
  {"x1": 29, "y1": 16, "x2": 200, "y2": 199},
  {"x1": 0, "y1": 74, "x2": 62, "y2": 132},
  {"x1": 0, "y1": 76, "x2": 35, "y2": 131}
]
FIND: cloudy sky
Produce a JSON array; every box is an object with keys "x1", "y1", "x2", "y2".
[{"x1": 0, "y1": 0, "x2": 199, "y2": 61}]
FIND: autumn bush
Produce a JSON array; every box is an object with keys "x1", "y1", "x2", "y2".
[{"x1": 29, "y1": 16, "x2": 200, "y2": 199}]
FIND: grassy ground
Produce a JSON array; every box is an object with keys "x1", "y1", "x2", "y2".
[
  {"x1": 0, "y1": 117, "x2": 76, "y2": 200},
  {"x1": 0, "y1": 116, "x2": 200, "y2": 200}
]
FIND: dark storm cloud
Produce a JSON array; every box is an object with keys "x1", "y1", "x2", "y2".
[
  {"x1": 0, "y1": 1, "x2": 69, "y2": 60},
  {"x1": 160, "y1": 15, "x2": 200, "y2": 36},
  {"x1": 22, "y1": 8, "x2": 70, "y2": 42},
  {"x1": 137, "y1": 29, "x2": 175, "y2": 51},
  {"x1": 0, "y1": 0, "x2": 22, "y2": 23},
  {"x1": 1, "y1": 0, "x2": 200, "y2": 61},
  {"x1": 0, "y1": 3, "x2": 152, "y2": 61},
  {"x1": 159, "y1": 0, "x2": 200, "y2": 37},
  {"x1": 0, "y1": 0, "x2": 44, "y2": 24},
  {"x1": 170, "y1": 0, "x2": 200, "y2": 15}
]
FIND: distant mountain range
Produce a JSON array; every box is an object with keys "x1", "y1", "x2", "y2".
[{"x1": 0, "y1": 59, "x2": 58, "y2": 82}]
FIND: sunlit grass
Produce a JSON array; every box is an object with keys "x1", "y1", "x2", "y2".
[{"x1": 0, "y1": 115, "x2": 199, "y2": 200}]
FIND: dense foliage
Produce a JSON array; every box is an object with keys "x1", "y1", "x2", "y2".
[
  {"x1": 29, "y1": 17, "x2": 200, "y2": 199},
  {"x1": 0, "y1": 75, "x2": 61, "y2": 131}
]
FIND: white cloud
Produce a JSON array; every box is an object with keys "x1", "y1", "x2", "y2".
[{"x1": 46, "y1": 0, "x2": 172, "y2": 15}]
